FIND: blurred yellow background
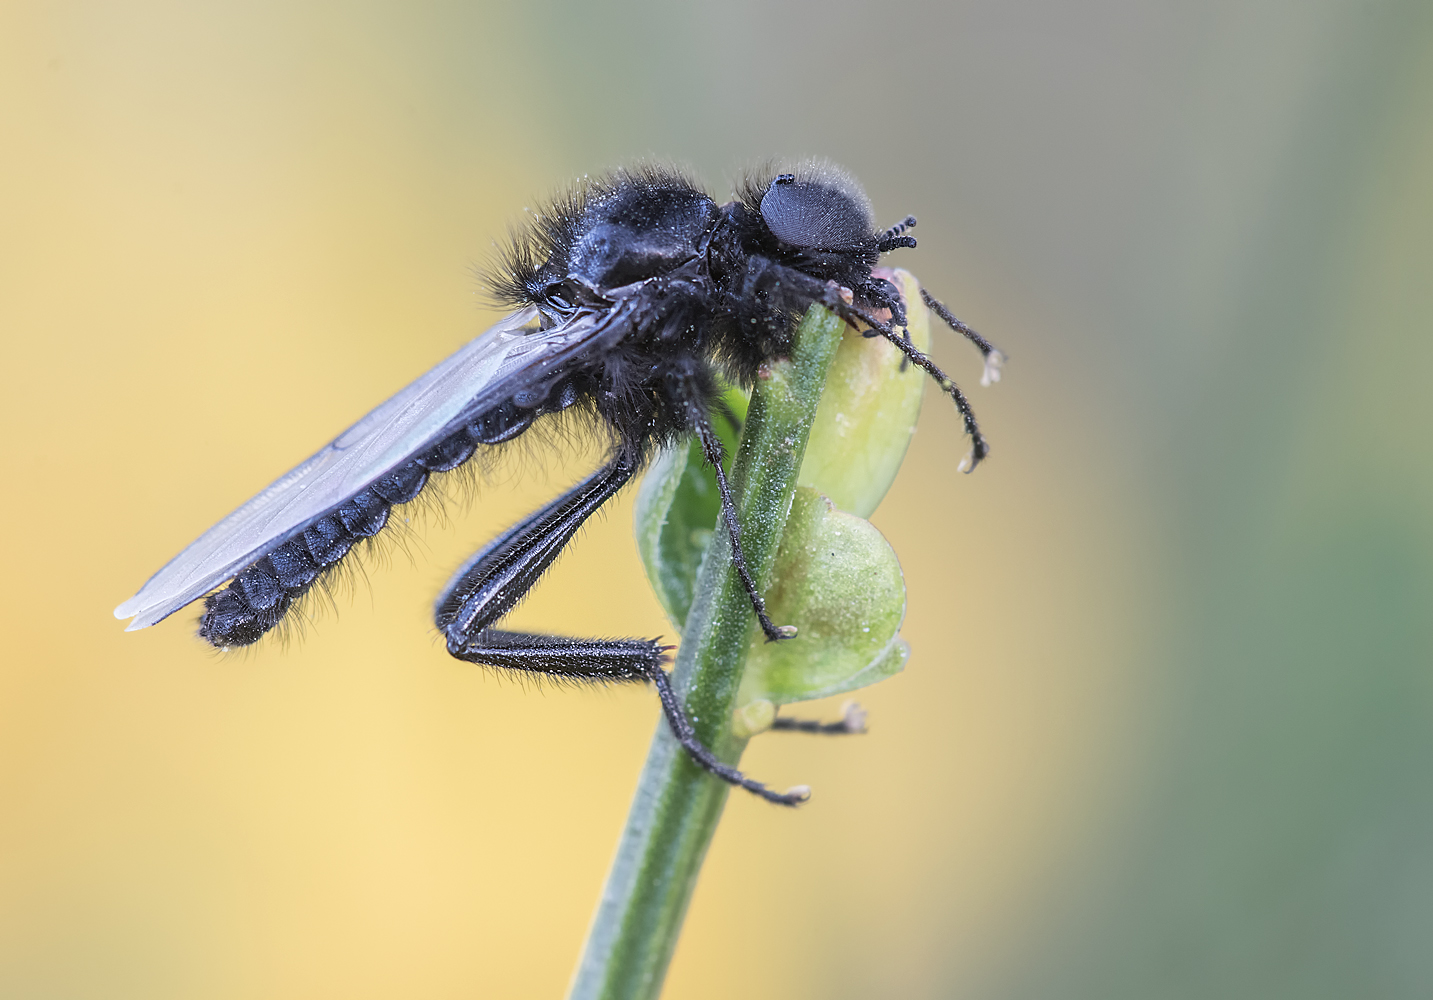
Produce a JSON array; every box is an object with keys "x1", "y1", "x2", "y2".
[{"x1": 4, "y1": 2, "x2": 1432, "y2": 997}]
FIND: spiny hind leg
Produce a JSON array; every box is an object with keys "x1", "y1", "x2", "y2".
[{"x1": 435, "y1": 455, "x2": 807, "y2": 806}]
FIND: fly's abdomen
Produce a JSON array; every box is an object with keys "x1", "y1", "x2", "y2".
[
  {"x1": 196, "y1": 386, "x2": 572, "y2": 648},
  {"x1": 197, "y1": 479, "x2": 408, "y2": 647}
]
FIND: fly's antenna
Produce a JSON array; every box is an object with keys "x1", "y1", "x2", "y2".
[
  {"x1": 920, "y1": 288, "x2": 1006, "y2": 387},
  {"x1": 845, "y1": 301, "x2": 991, "y2": 473},
  {"x1": 877, "y1": 215, "x2": 918, "y2": 253},
  {"x1": 883, "y1": 215, "x2": 917, "y2": 239}
]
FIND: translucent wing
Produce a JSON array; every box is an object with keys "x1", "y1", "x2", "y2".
[{"x1": 115, "y1": 304, "x2": 613, "y2": 631}]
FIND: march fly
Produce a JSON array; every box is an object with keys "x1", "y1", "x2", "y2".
[{"x1": 114, "y1": 162, "x2": 1005, "y2": 805}]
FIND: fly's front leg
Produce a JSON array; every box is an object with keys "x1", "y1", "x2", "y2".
[
  {"x1": 738, "y1": 259, "x2": 997, "y2": 470},
  {"x1": 436, "y1": 453, "x2": 806, "y2": 806},
  {"x1": 854, "y1": 313, "x2": 991, "y2": 472}
]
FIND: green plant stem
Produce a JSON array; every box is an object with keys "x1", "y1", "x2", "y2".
[{"x1": 568, "y1": 304, "x2": 846, "y2": 1000}]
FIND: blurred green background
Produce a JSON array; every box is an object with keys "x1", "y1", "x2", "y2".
[{"x1": 4, "y1": 1, "x2": 1432, "y2": 997}]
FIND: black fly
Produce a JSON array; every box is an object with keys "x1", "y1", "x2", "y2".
[{"x1": 115, "y1": 161, "x2": 1004, "y2": 805}]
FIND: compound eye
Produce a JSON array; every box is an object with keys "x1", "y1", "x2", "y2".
[{"x1": 760, "y1": 179, "x2": 871, "y2": 252}]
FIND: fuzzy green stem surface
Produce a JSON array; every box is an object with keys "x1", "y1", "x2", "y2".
[{"x1": 567, "y1": 304, "x2": 846, "y2": 1000}]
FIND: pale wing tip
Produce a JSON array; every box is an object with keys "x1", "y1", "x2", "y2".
[{"x1": 113, "y1": 598, "x2": 156, "y2": 630}]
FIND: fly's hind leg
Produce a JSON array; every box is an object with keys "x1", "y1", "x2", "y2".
[
  {"x1": 434, "y1": 454, "x2": 638, "y2": 643},
  {"x1": 435, "y1": 453, "x2": 807, "y2": 806}
]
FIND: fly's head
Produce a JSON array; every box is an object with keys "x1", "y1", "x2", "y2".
[{"x1": 736, "y1": 161, "x2": 894, "y2": 288}]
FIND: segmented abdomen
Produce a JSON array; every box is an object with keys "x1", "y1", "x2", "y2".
[{"x1": 197, "y1": 393, "x2": 555, "y2": 648}]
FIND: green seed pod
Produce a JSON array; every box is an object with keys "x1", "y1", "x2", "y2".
[{"x1": 737, "y1": 487, "x2": 908, "y2": 706}]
